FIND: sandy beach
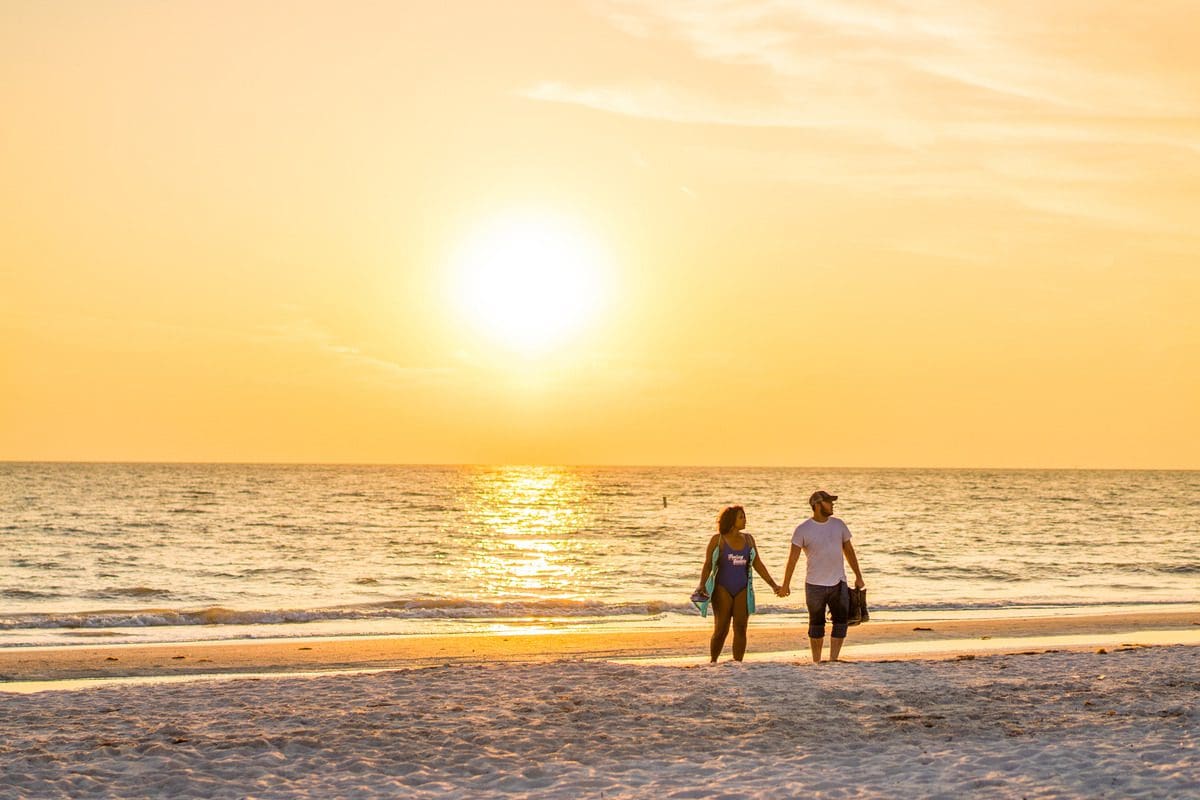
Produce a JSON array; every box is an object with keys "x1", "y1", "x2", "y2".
[
  {"x1": 1, "y1": 612, "x2": 1198, "y2": 798},
  {"x1": 1, "y1": 644, "x2": 1196, "y2": 799}
]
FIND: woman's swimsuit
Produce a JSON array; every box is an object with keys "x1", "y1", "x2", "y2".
[
  {"x1": 697, "y1": 538, "x2": 758, "y2": 618},
  {"x1": 717, "y1": 537, "x2": 751, "y2": 597}
]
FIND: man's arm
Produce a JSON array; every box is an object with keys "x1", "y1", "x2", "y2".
[
  {"x1": 843, "y1": 540, "x2": 865, "y2": 589},
  {"x1": 781, "y1": 544, "x2": 802, "y2": 594}
]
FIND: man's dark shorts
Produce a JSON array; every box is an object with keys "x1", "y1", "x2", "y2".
[{"x1": 805, "y1": 581, "x2": 850, "y2": 639}]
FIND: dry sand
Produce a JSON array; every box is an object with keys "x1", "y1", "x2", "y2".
[
  {"x1": 2, "y1": 611, "x2": 1198, "y2": 798},
  {"x1": 1, "y1": 643, "x2": 1196, "y2": 799}
]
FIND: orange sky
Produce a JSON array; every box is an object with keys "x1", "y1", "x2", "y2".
[{"x1": 2, "y1": 1, "x2": 1198, "y2": 468}]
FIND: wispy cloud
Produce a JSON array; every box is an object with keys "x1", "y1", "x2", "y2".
[
  {"x1": 581, "y1": 0, "x2": 1195, "y2": 120},
  {"x1": 523, "y1": 79, "x2": 843, "y2": 128},
  {"x1": 258, "y1": 316, "x2": 453, "y2": 385},
  {"x1": 526, "y1": 1, "x2": 1200, "y2": 236}
]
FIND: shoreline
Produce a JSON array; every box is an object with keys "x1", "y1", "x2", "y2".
[{"x1": 2, "y1": 609, "x2": 1197, "y2": 689}]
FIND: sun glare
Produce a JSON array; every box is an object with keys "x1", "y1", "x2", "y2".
[{"x1": 452, "y1": 213, "x2": 608, "y2": 355}]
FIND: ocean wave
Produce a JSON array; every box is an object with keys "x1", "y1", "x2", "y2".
[
  {"x1": 84, "y1": 586, "x2": 177, "y2": 600},
  {"x1": 864, "y1": 598, "x2": 1200, "y2": 613},
  {"x1": 2, "y1": 596, "x2": 1196, "y2": 632},
  {"x1": 1157, "y1": 563, "x2": 1200, "y2": 574},
  {"x1": 903, "y1": 565, "x2": 1021, "y2": 581},
  {"x1": 238, "y1": 567, "x2": 318, "y2": 577},
  {"x1": 1, "y1": 589, "x2": 62, "y2": 600},
  {"x1": 0, "y1": 598, "x2": 690, "y2": 630}
]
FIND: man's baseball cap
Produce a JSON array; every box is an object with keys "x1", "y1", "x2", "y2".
[{"x1": 809, "y1": 490, "x2": 838, "y2": 507}]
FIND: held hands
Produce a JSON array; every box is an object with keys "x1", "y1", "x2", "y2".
[{"x1": 774, "y1": 584, "x2": 790, "y2": 598}]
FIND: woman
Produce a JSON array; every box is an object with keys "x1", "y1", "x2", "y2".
[{"x1": 693, "y1": 505, "x2": 783, "y2": 663}]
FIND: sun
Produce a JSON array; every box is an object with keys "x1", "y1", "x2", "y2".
[{"x1": 451, "y1": 213, "x2": 609, "y2": 355}]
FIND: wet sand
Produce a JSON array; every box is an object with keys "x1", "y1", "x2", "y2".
[{"x1": 2, "y1": 609, "x2": 1197, "y2": 686}]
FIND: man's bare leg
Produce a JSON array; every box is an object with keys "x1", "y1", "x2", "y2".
[
  {"x1": 809, "y1": 636, "x2": 824, "y2": 664},
  {"x1": 829, "y1": 636, "x2": 845, "y2": 662}
]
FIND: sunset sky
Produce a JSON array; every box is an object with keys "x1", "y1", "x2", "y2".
[{"x1": 2, "y1": 1, "x2": 1197, "y2": 468}]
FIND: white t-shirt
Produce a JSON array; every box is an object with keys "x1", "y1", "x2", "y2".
[{"x1": 791, "y1": 517, "x2": 852, "y2": 587}]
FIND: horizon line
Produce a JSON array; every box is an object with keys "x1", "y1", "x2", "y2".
[{"x1": 1, "y1": 459, "x2": 1196, "y2": 472}]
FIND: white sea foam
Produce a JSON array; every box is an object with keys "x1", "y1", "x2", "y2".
[{"x1": 3, "y1": 597, "x2": 1196, "y2": 635}]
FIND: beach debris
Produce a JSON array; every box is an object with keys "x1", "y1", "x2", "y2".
[
  {"x1": 981, "y1": 636, "x2": 991, "y2": 640},
  {"x1": 172, "y1": 655, "x2": 186, "y2": 660},
  {"x1": 1096, "y1": 648, "x2": 1108, "y2": 654},
  {"x1": 298, "y1": 647, "x2": 312, "y2": 651},
  {"x1": 913, "y1": 627, "x2": 934, "y2": 631},
  {"x1": 105, "y1": 657, "x2": 119, "y2": 661},
  {"x1": 955, "y1": 654, "x2": 976, "y2": 661}
]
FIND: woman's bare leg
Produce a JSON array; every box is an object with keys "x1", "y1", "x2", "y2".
[
  {"x1": 731, "y1": 589, "x2": 749, "y2": 661},
  {"x1": 709, "y1": 586, "x2": 733, "y2": 662}
]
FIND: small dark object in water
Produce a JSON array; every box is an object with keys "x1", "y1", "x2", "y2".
[{"x1": 913, "y1": 626, "x2": 933, "y2": 632}]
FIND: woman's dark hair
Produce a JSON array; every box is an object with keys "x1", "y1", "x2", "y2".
[{"x1": 717, "y1": 505, "x2": 744, "y2": 536}]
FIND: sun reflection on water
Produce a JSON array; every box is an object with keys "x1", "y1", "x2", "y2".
[{"x1": 461, "y1": 466, "x2": 595, "y2": 600}]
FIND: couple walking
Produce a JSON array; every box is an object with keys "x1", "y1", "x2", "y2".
[{"x1": 694, "y1": 490, "x2": 866, "y2": 664}]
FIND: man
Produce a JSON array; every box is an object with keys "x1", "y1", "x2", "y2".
[{"x1": 780, "y1": 490, "x2": 865, "y2": 664}]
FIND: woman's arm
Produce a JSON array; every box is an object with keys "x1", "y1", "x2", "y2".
[
  {"x1": 697, "y1": 534, "x2": 721, "y2": 593},
  {"x1": 748, "y1": 535, "x2": 781, "y2": 593}
]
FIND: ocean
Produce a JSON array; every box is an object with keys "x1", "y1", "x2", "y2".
[{"x1": 2, "y1": 463, "x2": 1197, "y2": 647}]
